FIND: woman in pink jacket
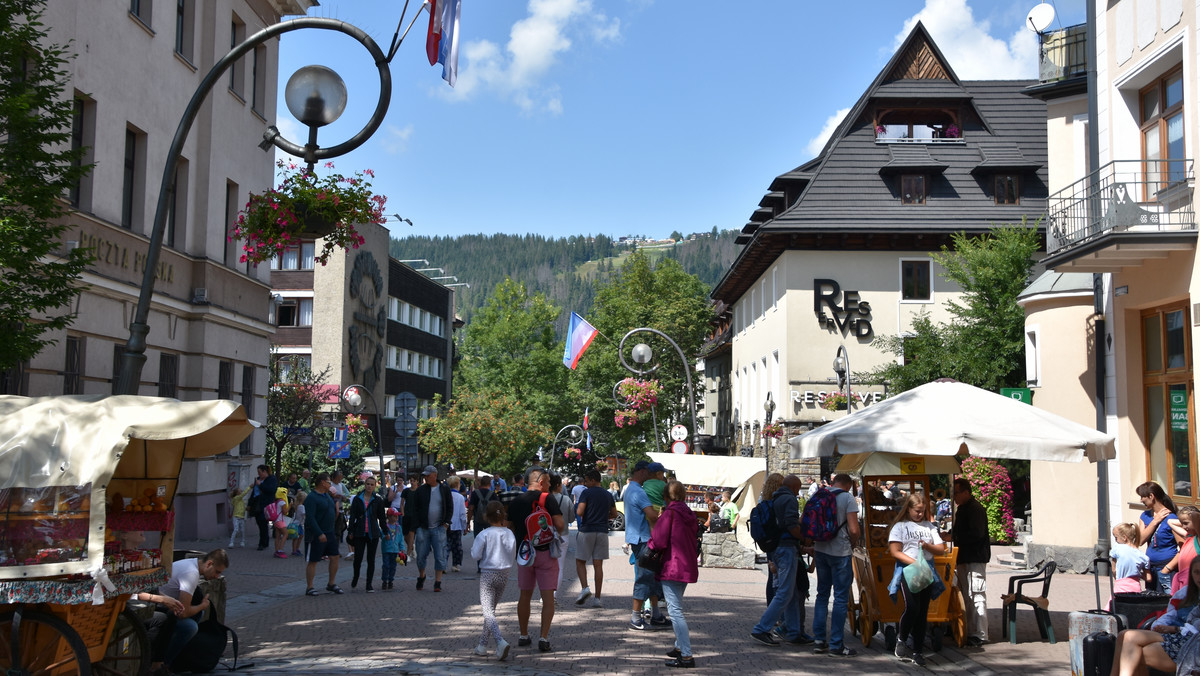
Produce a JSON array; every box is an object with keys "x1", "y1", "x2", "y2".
[{"x1": 649, "y1": 480, "x2": 699, "y2": 668}]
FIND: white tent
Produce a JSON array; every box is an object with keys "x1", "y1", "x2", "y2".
[
  {"x1": 648, "y1": 452, "x2": 766, "y2": 550},
  {"x1": 454, "y1": 469, "x2": 491, "y2": 479},
  {"x1": 790, "y1": 380, "x2": 1115, "y2": 463}
]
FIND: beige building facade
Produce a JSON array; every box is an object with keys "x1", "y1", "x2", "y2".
[
  {"x1": 8, "y1": 1, "x2": 315, "y2": 539},
  {"x1": 1027, "y1": 1, "x2": 1200, "y2": 569}
]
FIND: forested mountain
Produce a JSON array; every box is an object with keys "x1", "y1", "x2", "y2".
[{"x1": 388, "y1": 229, "x2": 743, "y2": 325}]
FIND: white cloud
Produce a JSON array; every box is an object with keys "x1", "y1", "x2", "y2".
[
  {"x1": 441, "y1": 0, "x2": 619, "y2": 113},
  {"x1": 806, "y1": 107, "x2": 850, "y2": 157},
  {"x1": 380, "y1": 123, "x2": 415, "y2": 155},
  {"x1": 896, "y1": 0, "x2": 1037, "y2": 79}
]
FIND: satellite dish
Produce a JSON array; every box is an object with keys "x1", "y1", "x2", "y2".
[{"x1": 1026, "y1": 2, "x2": 1055, "y2": 33}]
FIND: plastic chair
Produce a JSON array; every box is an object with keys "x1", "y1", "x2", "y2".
[{"x1": 1001, "y1": 560, "x2": 1056, "y2": 644}]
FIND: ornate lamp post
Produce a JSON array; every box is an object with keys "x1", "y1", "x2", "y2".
[
  {"x1": 833, "y1": 344, "x2": 851, "y2": 413},
  {"x1": 617, "y1": 328, "x2": 699, "y2": 453},
  {"x1": 114, "y1": 17, "x2": 394, "y2": 396},
  {"x1": 548, "y1": 424, "x2": 584, "y2": 471},
  {"x1": 342, "y1": 384, "x2": 385, "y2": 474}
]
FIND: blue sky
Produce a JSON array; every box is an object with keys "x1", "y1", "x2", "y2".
[{"x1": 277, "y1": 0, "x2": 1084, "y2": 240}]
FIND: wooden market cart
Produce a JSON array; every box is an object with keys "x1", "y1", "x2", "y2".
[
  {"x1": 0, "y1": 395, "x2": 255, "y2": 676},
  {"x1": 838, "y1": 454, "x2": 967, "y2": 653}
]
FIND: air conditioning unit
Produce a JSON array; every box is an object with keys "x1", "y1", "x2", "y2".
[{"x1": 192, "y1": 288, "x2": 209, "y2": 305}]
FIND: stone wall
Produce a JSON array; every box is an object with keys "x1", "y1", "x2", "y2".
[{"x1": 700, "y1": 531, "x2": 757, "y2": 569}]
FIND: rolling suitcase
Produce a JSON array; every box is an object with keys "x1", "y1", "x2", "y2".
[{"x1": 1069, "y1": 558, "x2": 1127, "y2": 676}]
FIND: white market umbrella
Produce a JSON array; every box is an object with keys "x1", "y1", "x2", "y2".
[
  {"x1": 790, "y1": 380, "x2": 1115, "y2": 464},
  {"x1": 455, "y1": 469, "x2": 491, "y2": 479}
]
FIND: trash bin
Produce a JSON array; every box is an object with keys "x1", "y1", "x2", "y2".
[{"x1": 1113, "y1": 592, "x2": 1171, "y2": 629}]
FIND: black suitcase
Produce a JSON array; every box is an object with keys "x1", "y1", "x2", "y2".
[
  {"x1": 1081, "y1": 630, "x2": 1116, "y2": 676},
  {"x1": 1068, "y1": 558, "x2": 1127, "y2": 676}
]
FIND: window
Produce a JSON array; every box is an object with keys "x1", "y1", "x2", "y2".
[
  {"x1": 1143, "y1": 304, "x2": 1194, "y2": 498},
  {"x1": 64, "y1": 336, "x2": 83, "y2": 395},
  {"x1": 218, "y1": 360, "x2": 232, "y2": 399},
  {"x1": 166, "y1": 158, "x2": 188, "y2": 249},
  {"x1": 69, "y1": 96, "x2": 94, "y2": 209},
  {"x1": 121, "y1": 128, "x2": 142, "y2": 229},
  {"x1": 112, "y1": 343, "x2": 123, "y2": 388},
  {"x1": 224, "y1": 181, "x2": 239, "y2": 267},
  {"x1": 875, "y1": 110, "x2": 960, "y2": 142},
  {"x1": 1141, "y1": 67, "x2": 1185, "y2": 186},
  {"x1": 158, "y1": 353, "x2": 178, "y2": 399},
  {"x1": 269, "y1": 243, "x2": 316, "y2": 270},
  {"x1": 275, "y1": 355, "x2": 310, "y2": 380},
  {"x1": 1025, "y1": 327, "x2": 1040, "y2": 387},
  {"x1": 251, "y1": 45, "x2": 267, "y2": 115},
  {"x1": 275, "y1": 298, "x2": 313, "y2": 327},
  {"x1": 0, "y1": 360, "x2": 28, "y2": 395},
  {"x1": 130, "y1": 0, "x2": 151, "y2": 26},
  {"x1": 901, "y1": 175, "x2": 926, "y2": 205},
  {"x1": 174, "y1": 0, "x2": 193, "y2": 61},
  {"x1": 995, "y1": 175, "x2": 1019, "y2": 205},
  {"x1": 240, "y1": 365, "x2": 255, "y2": 453},
  {"x1": 901, "y1": 260, "x2": 931, "y2": 301},
  {"x1": 229, "y1": 17, "x2": 245, "y2": 96}
]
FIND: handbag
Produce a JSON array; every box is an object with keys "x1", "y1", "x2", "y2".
[
  {"x1": 709, "y1": 517, "x2": 732, "y2": 533},
  {"x1": 902, "y1": 556, "x2": 935, "y2": 592},
  {"x1": 637, "y1": 545, "x2": 666, "y2": 575}
]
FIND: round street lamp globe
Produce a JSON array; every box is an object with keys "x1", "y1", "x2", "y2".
[
  {"x1": 344, "y1": 387, "x2": 362, "y2": 409},
  {"x1": 632, "y1": 343, "x2": 653, "y2": 365},
  {"x1": 833, "y1": 355, "x2": 846, "y2": 375},
  {"x1": 285, "y1": 65, "x2": 348, "y2": 127}
]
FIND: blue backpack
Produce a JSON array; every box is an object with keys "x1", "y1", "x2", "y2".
[
  {"x1": 799, "y1": 487, "x2": 845, "y2": 542},
  {"x1": 749, "y1": 498, "x2": 782, "y2": 553}
]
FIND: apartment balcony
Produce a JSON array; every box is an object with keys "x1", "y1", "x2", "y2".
[
  {"x1": 1044, "y1": 159, "x2": 1196, "y2": 272},
  {"x1": 1039, "y1": 24, "x2": 1087, "y2": 83}
]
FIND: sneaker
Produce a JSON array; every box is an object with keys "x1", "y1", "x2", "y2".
[
  {"x1": 452, "y1": 565, "x2": 461, "y2": 572},
  {"x1": 591, "y1": 597, "x2": 603, "y2": 608},
  {"x1": 273, "y1": 551, "x2": 288, "y2": 559},
  {"x1": 911, "y1": 652, "x2": 926, "y2": 667},
  {"x1": 665, "y1": 656, "x2": 696, "y2": 668},
  {"x1": 667, "y1": 648, "x2": 682, "y2": 658},
  {"x1": 538, "y1": 638, "x2": 552, "y2": 653},
  {"x1": 325, "y1": 584, "x2": 344, "y2": 595},
  {"x1": 473, "y1": 644, "x2": 488, "y2": 657},
  {"x1": 434, "y1": 581, "x2": 442, "y2": 592},
  {"x1": 416, "y1": 576, "x2": 425, "y2": 590},
  {"x1": 829, "y1": 646, "x2": 858, "y2": 657},
  {"x1": 365, "y1": 583, "x2": 374, "y2": 593},
  {"x1": 629, "y1": 617, "x2": 648, "y2": 631},
  {"x1": 895, "y1": 640, "x2": 914, "y2": 662},
  {"x1": 576, "y1": 587, "x2": 593, "y2": 605},
  {"x1": 497, "y1": 638, "x2": 510, "y2": 661},
  {"x1": 751, "y1": 631, "x2": 779, "y2": 646},
  {"x1": 966, "y1": 636, "x2": 985, "y2": 647},
  {"x1": 351, "y1": 576, "x2": 358, "y2": 589},
  {"x1": 788, "y1": 634, "x2": 815, "y2": 646},
  {"x1": 812, "y1": 641, "x2": 828, "y2": 654},
  {"x1": 343, "y1": 553, "x2": 354, "y2": 560},
  {"x1": 291, "y1": 550, "x2": 302, "y2": 556},
  {"x1": 518, "y1": 636, "x2": 532, "y2": 647},
  {"x1": 650, "y1": 616, "x2": 672, "y2": 628}
]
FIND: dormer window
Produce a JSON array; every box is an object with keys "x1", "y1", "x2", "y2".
[
  {"x1": 901, "y1": 175, "x2": 927, "y2": 204},
  {"x1": 995, "y1": 175, "x2": 1020, "y2": 204},
  {"x1": 876, "y1": 109, "x2": 961, "y2": 143}
]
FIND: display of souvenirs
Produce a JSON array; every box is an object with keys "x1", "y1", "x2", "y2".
[{"x1": 0, "y1": 484, "x2": 93, "y2": 567}]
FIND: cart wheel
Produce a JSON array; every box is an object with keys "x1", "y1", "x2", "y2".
[
  {"x1": 848, "y1": 600, "x2": 860, "y2": 637},
  {"x1": 949, "y1": 587, "x2": 967, "y2": 648},
  {"x1": 930, "y1": 624, "x2": 944, "y2": 652},
  {"x1": 0, "y1": 609, "x2": 93, "y2": 676},
  {"x1": 92, "y1": 609, "x2": 150, "y2": 676},
  {"x1": 884, "y1": 624, "x2": 897, "y2": 652}
]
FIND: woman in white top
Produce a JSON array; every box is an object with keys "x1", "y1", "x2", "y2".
[{"x1": 888, "y1": 492, "x2": 946, "y2": 667}]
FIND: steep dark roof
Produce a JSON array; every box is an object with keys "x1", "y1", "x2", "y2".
[{"x1": 711, "y1": 23, "x2": 1048, "y2": 304}]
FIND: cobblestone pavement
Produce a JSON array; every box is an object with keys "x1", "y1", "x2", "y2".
[{"x1": 182, "y1": 529, "x2": 1095, "y2": 675}]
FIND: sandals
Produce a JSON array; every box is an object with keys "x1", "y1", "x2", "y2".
[
  {"x1": 325, "y1": 584, "x2": 344, "y2": 595},
  {"x1": 305, "y1": 588, "x2": 319, "y2": 596}
]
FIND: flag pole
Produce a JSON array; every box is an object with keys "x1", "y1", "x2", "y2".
[{"x1": 386, "y1": 0, "x2": 428, "y2": 61}]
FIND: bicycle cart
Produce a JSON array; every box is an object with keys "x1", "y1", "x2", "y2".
[
  {"x1": 0, "y1": 395, "x2": 256, "y2": 676},
  {"x1": 836, "y1": 452, "x2": 967, "y2": 652}
]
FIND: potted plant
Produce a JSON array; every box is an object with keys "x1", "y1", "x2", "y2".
[
  {"x1": 762, "y1": 422, "x2": 784, "y2": 439},
  {"x1": 822, "y1": 392, "x2": 849, "y2": 411},
  {"x1": 614, "y1": 378, "x2": 661, "y2": 428},
  {"x1": 945, "y1": 123, "x2": 961, "y2": 138},
  {"x1": 230, "y1": 160, "x2": 387, "y2": 266}
]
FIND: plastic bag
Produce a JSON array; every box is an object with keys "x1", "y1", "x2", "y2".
[{"x1": 902, "y1": 557, "x2": 935, "y2": 593}]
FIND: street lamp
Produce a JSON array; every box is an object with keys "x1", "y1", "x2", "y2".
[
  {"x1": 548, "y1": 424, "x2": 584, "y2": 471},
  {"x1": 618, "y1": 328, "x2": 699, "y2": 454},
  {"x1": 342, "y1": 384, "x2": 385, "y2": 474},
  {"x1": 833, "y1": 344, "x2": 851, "y2": 413},
  {"x1": 114, "y1": 17, "x2": 394, "y2": 396}
]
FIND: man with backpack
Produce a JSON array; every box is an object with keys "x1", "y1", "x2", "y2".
[
  {"x1": 505, "y1": 466, "x2": 566, "y2": 653},
  {"x1": 809, "y1": 473, "x2": 861, "y2": 657},
  {"x1": 751, "y1": 475, "x2": 806, "y2": 647}
]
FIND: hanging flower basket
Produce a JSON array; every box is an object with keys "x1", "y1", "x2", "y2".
[
  {"x1": 762, "y1": 422, "x2": 784, "y2": 439},
  {"x1": 616, "y1": 378, "x2": 661, "y2": 411},
  {"x1": 822, "y1": 393, "x2": 848, "y2": 411},
  {"x1": 231, "y1": 160, "x2": 387, "y2": 266},
  {"x1": 614, "y1": 408, "x2": 640, "y2": 428}
]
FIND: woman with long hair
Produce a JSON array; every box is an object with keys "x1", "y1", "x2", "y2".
[
  {"x1": 347, "y1": 472, "x2": 388, "y2": 592},
  {"x1": 649, "y1": 480, "x2": 700, "y2": 668},
  {"x1": 1137, "y1": 481, "x2": 1181, "y2": 594},
  {"x1": 888, "y1": 492, "x2": 946, "y2": 668},
  {"x1": 1111, "y1": 555, "x2": 1200, "y2": 676}
]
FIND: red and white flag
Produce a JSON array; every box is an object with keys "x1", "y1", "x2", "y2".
[{"x1": 425, "y1": 0, "x2": 442, "y2": 66}]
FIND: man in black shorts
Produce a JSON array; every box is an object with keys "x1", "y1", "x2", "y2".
[{"x1": 304, "y1": 472, "x2": 344, "y2": 595}]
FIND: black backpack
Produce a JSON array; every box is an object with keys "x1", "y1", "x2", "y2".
[{"x1": 169, "y1": 616, "x2": 240, "y2": 673}]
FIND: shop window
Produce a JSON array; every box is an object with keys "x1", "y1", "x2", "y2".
[
  {"x1": 995, "y1": 175, "x2": 1019, "y2": 205},
  {"x1": 901, "y1": 260, "x2": 931, "y2": 301},
  {"x1": 901, "y1": 175, "x2": 926, "y2": 205},
  {"x1": 1144, "y1": 304, "x2": 1194, "y2": 499},
  {"x1": 1141, "y1": 67, "x2": 1185, "y2": 186}
]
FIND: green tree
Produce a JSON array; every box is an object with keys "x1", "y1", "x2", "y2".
[
  {"x1": 266, "y1": 357, "x2": 332, "y2": 473},
  {"x1": 0, "y1": 0, "x2": 93, "y2": 369},
  {"x1": 456, "y1": 278, "x2": 572, "y2": 431},
  {"x1": 418, "y1": 390, "x2": 551, "y2": 481},
  {"x1": 568, "y1": 251, "x2": 714, "y2": 457},
  {"x1": 869, "y1": 223, "x2": 1041, "y2": 393}
]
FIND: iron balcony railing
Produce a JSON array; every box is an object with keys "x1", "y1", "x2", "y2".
[
  {"x1": 1047, "y1": 159, "x2": 1196, "y2": 254},
  {"x1": 1039, "y1": 23, "x2": 1087, "y2": 83}
]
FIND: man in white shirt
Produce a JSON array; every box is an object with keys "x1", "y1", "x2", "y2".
[{"x1": 144, "y1": 549, "x2": 228, "y2": 671}]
